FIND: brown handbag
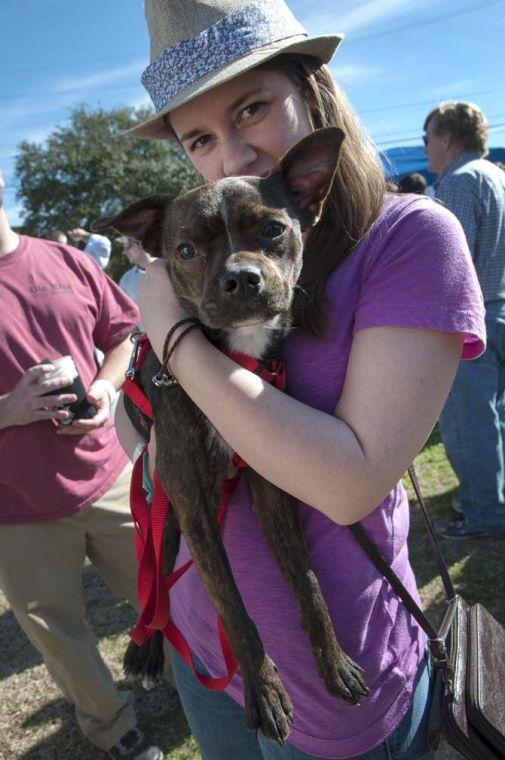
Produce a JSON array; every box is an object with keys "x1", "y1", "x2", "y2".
[{"x1": 348, "y1": 466, "x2": 505, "y2": 759}]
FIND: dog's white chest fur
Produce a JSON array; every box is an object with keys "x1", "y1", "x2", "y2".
[{"x1": 226, "y1": 320, "x2": 278, "y2": 357}]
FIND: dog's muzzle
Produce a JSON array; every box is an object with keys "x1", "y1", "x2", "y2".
[{"x1": 219, "y1": 266, "x2": 263, "y2": 297}]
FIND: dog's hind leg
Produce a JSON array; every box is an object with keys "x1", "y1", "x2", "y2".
[
  {"x1": 124, "y1": 632, "x2": 165, "y2": 690},
  {"x1": 121, "y1": 451, "x2": 180, "y2": 688},
  {"x1": 123, "y1": 509, "x2": 180, "y2": 689},
  {"x1": 247, "y1": 470, "x2": 369, "y2": 706}
]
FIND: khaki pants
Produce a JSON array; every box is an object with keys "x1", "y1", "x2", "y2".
[{"x1": 0, "y1": 465, "x2": 140, "y2": 751}]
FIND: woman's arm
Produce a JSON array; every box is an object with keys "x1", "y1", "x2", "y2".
[{"x1": 140, "y1": 261, "x2": 462, "y2": 525}]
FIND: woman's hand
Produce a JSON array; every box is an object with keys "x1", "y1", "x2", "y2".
[{"x1": 138, "y1": 259, "x2": 189, "y2": 361}]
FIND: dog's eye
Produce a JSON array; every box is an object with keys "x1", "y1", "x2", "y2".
[
  {"x1": 262, "y1": 222, "x2": 285, "y2": 239},
  {"x1": 177, "y1": 243, "x2": 197, "y2": 260}
]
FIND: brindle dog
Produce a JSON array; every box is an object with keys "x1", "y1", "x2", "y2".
[{"x1": 95, "y1": 128, "x2": 368, "y2": 743}]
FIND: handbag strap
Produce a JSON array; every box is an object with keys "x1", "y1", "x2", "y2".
[
  {"x1": 347, "y1": 522, "x2": 439, "y2": 640},
  {"x1": 406, "y1": 465, "x2": 456, "y2": 600},
  {"x1": 348, "y1": 463, "x2": 456, "y2": 644}
]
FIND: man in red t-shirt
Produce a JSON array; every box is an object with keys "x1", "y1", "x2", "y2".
[{"x1": 0, "y1": 173, "x2": 162, "y2": 760}]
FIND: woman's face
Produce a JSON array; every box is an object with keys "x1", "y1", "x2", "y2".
[{"x1": 170, "y1": 68, "x2": 314, "y2": 182}]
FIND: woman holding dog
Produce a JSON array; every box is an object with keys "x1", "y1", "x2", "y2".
[{"x1": 116, "y1": 1, "x2": 485, "y2": 758}]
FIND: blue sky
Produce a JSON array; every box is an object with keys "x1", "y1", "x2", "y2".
[{"x1": 1, "y1": 0, "x2": 504, "y2": 224}]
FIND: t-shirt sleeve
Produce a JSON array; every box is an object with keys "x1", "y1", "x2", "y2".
[
  {"x1": 353, "y1": 198, "x2": 486, "y2": 360},
  {"x1": 92, "y1": 270, "x2": 141, "y2": 352}
]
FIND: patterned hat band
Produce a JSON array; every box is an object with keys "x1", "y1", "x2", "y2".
[{"x1": 141, "y1": 0, "x2": 307, "y2": 113}]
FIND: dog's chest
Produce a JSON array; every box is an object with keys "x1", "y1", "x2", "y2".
[{"x1": 225, "y1": 320, "x2": 280, "y2": 358}]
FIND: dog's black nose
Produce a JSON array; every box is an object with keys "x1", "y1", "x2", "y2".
[{"x1": 220, "y1": 268, "x2": 262, "y2": 295}]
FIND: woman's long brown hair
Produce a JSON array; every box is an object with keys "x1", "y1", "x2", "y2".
[{"x1": 264, "y1": 55, "x2": 386, "y2": 337}]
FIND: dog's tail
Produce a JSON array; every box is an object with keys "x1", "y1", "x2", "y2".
[{"x1": 123, "y1": 631, "x2": 165, "y2": 691}]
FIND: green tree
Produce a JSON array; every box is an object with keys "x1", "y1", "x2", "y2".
[{"x1": 14, "y1": 104, "x2": 199, "y2": 280}]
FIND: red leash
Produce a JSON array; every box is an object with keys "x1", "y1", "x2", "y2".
[{"x1": 123, "y1": 333, "x2": 285, "y2": 690}]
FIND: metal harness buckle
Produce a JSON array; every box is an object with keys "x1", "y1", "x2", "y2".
[
  {"x1": 125, "y1": 332, "x2": 143, "y2": 380},
  {"x1": 152, "y1": 371, "x2": 178, "y2": 388}
]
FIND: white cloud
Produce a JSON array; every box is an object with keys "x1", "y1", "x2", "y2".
[
  {"x1": 0, "y1": 81, "x2": 146, "y2": 145},
  {"x1": 128, "y1": 93, "x2": 152, "y2": 110},
  {"x1": 330, "y1": 63, "x2": 380, "y2": 83},
  {"x1": 23, "y1": 127, "x2": 53, "y2": 144},
  {"x1": 0, "y1": 100, "x2": 65, "y2": 132},
  {"x1": 54, "y1": 60, "x2": 145, "y2": 93},
  {"x1": 424, "y1": 79, "x2": 477, "y2": 100},
  {"x1": 0, "y1": 61, "x2": 145, "y2": 136},
  {"x1": 301, "y1": 0, "x2": 437, "y2": 37}
]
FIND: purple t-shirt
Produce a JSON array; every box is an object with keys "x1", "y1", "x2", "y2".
[{"x1": 169, "y1": 195, "x2": 485, "y2": 757}]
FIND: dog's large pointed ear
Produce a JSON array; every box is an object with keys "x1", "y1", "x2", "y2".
[
  {"x1": 92, "y1": 193, "x2": 172, "y2": 257},
  {"x1": 279, "y1": 128, "x2": 345, "y2": 229}
]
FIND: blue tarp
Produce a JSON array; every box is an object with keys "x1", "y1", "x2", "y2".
[{"x1": 381, "y1": 145, "x2": 505, "y2": 185}]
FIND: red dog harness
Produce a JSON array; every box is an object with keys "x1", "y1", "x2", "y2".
[{"x1": 122, "y1": 333, "x2": 285, "y2": 690}]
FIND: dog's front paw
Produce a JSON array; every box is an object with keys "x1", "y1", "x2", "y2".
[
  {"x1": 243, "y1": 655, "x2": 293, "y2": 745},
  {"x1": 318, "y1": 647, "x2": 369, "y2": 705}
]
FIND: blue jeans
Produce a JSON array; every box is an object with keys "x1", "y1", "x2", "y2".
[
  {"x1": 170, "y1": 648, "x2": 435, "y2": 760},
  {"x1": 439, "y1": 300, "x2": 505, "y2": 531}
]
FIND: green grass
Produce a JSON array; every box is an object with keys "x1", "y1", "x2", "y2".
[
  {"x1": 0, "y1": 430, "x2": 503, "y2": 758},
  {"x1": 406, "y1": 427, "x2": 505, "y2": 625}
]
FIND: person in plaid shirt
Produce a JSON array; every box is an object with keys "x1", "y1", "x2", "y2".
[{"x1": 424, "y1": 101, "x2": 505, "y2": 539}]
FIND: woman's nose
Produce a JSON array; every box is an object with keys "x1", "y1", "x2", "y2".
[{"x1": 221, "y1": 136, "x2": 257, "y2": 178}]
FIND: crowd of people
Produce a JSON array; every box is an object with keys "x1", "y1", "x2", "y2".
[{"x1": 1, "y1": 0, "x2": 504, "y2": 758}]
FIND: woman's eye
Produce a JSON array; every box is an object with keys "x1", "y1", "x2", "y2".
[
  {"x1": 262, "y1": 222, "x2": 285, "y2": 239},
  {"x1": 191, "y1": 134, "x2": 212, "y2": 151},
  {"x1": 239, "y1": 101, "x2": 265, "y2": 123},
  {"x1": 177, "y1": 243, "x2": 198, "y2": 260}
]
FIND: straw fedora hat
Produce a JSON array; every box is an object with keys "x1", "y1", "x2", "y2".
[{"x1": 129, "y1": 0, "x2": 343, "y2": 140}]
